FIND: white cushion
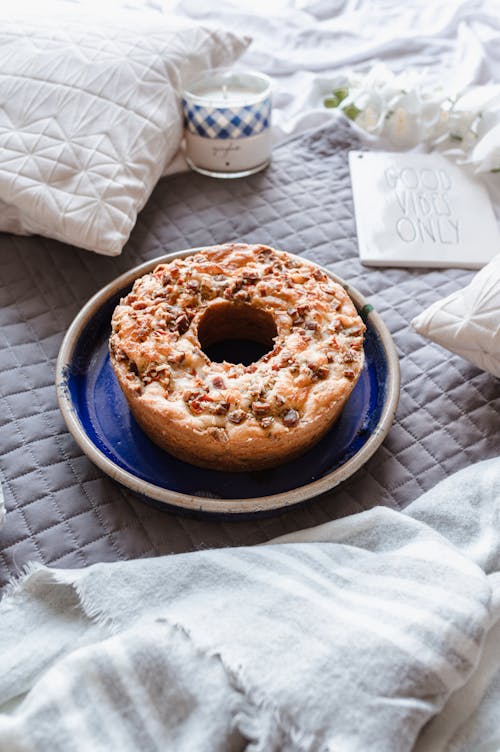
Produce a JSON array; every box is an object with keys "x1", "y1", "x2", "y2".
[
  {"x1": 0, "y1": 8, "x2": 249, "y2": 255},
  {"x1": 412, "y1": 254, "x2": 500, "y2": 378}
]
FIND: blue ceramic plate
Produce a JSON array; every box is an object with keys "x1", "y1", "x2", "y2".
[{"x1": 56, "y1": 249, "x2": 400, "y2": 515}]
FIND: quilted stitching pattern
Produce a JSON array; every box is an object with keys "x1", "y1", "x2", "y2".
[
  {"x1": 1, "y1": 119, "x2": 499, "y2": 590},
  {"x1": 0, "y1": 12, "x2": 248, "y2": 255},
  {"x1": 412, "y1": 253, "x2": 500, "y2": 377}
]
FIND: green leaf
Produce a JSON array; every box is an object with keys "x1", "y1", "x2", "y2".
[
  {"x1": 342, "y1": 103, "x2": 361, "y2": 121},
  {"x1": 323, "y1": 95, "x2": 340, "y2": 108},
  {"x1": 332, "y1": 87, "x2": 349, "y2": 103}
]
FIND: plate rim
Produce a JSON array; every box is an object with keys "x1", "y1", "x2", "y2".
[{"x1": 56, "y1": 247, "x2": 400, "y2": 514}]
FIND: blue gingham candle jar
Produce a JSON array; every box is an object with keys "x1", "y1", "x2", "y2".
[{"x1": 182, "y1": 69, "x2": 272, "y2": 178}]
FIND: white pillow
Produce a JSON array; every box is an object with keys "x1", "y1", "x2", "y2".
[
  {"x1": 0, "y1": 8, "x2": 249, "y2": 255},
  {"x1": 412, "y1": 254, "x2": 500, "y2": 378}
]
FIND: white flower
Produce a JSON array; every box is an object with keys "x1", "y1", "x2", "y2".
[
  {"x1": 355, "y1": 104, "x2": 385, "y2": 134},
  {"x1": 384, "y1": 107, "x2": 420, "y2": 147},
  {"x1": 431, "y1": 107, "x2": 453, "y2": 142},
  {"x1": 453, "y1": 85, "x2": 500, "y2": 113},
  {"x1": 418, "y1": 97, "x2": 445, "y2": 138},
  {"x1": 384, "y1": 92, "x2": 426, "y2": 147},
  {"x1": 322, "y1": 64, "x2": 500, "y2": 171},
  {"x1": 468, "y1": 123, "x2": 500, "y2": 172},
  {"x1": 351, "y1": 92, "x2": 386, "y2": 134}
]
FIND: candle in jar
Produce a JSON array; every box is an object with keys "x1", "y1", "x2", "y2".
[{"x1": 182, "y1": 69, "x2": 272, "y2": 178}]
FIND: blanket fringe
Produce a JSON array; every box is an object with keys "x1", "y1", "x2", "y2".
[
  {"x1": 158, "y1": 618, "x2": 324, "y2": 752},
  {"x1": 234, "y1": 695, "x2": 322, "y2": 752},
  {"x1": 2, "y1": 564, "x2": 326, "y2": 751},
  {"x1": 2, "y1": 563, "x2": 119, "y2": 633},
  {"x1": 2, "y1": 560, "x2": 46, "y2": 600}
]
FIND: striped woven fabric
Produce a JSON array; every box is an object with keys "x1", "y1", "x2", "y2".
[{"x1": 0, "y1": 458, "x2": 499, "y2": 752}]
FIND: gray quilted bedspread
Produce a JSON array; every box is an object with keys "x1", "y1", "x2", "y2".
[{"x1": 1, "y1": 120, "x2": 499, "y2": 590}]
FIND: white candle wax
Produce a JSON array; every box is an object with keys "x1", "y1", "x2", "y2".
[{"x1": 189, "y1": 85, "x2": 262, "y2": 108}]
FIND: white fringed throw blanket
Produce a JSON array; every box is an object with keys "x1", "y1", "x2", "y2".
[{"x1": 1, "y1": 458, "x2": 500, "y2": 751}]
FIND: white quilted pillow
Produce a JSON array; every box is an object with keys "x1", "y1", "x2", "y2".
[
  {"x1": 0, "y1": 9, "x2": 249, "y2": 255},
  {"x1": 412, "y1": 254, "x2": 500, "y2": 378}
]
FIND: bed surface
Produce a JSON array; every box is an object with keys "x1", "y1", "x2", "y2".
[{"x1": 1, "y1": 120, "x2": 499, "y2": 589}]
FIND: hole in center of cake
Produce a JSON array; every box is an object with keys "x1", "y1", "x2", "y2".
[{"x1": 197, "y1": 302, "x2": 278, "y2": 366}]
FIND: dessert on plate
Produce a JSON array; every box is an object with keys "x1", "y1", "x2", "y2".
[{"x1": 109, "y1": 243, "x2": 365, "y2": 471}]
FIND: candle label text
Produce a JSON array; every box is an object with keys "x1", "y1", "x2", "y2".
[{"x1": 211, "y1": 142, "x2": 241, "y2": 160}]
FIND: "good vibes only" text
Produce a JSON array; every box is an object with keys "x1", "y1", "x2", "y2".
[{"x1": 385, "y1": 166, "x2": 459, "y2": 245}]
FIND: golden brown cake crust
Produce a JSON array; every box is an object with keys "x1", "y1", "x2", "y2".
[{"x1": 109, "y1": 243, "x2": 365, "y2": 471}]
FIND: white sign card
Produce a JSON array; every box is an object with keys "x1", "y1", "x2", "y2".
[{"x1": 349, "y1": 150, "x2": 500, "y2": 269}]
